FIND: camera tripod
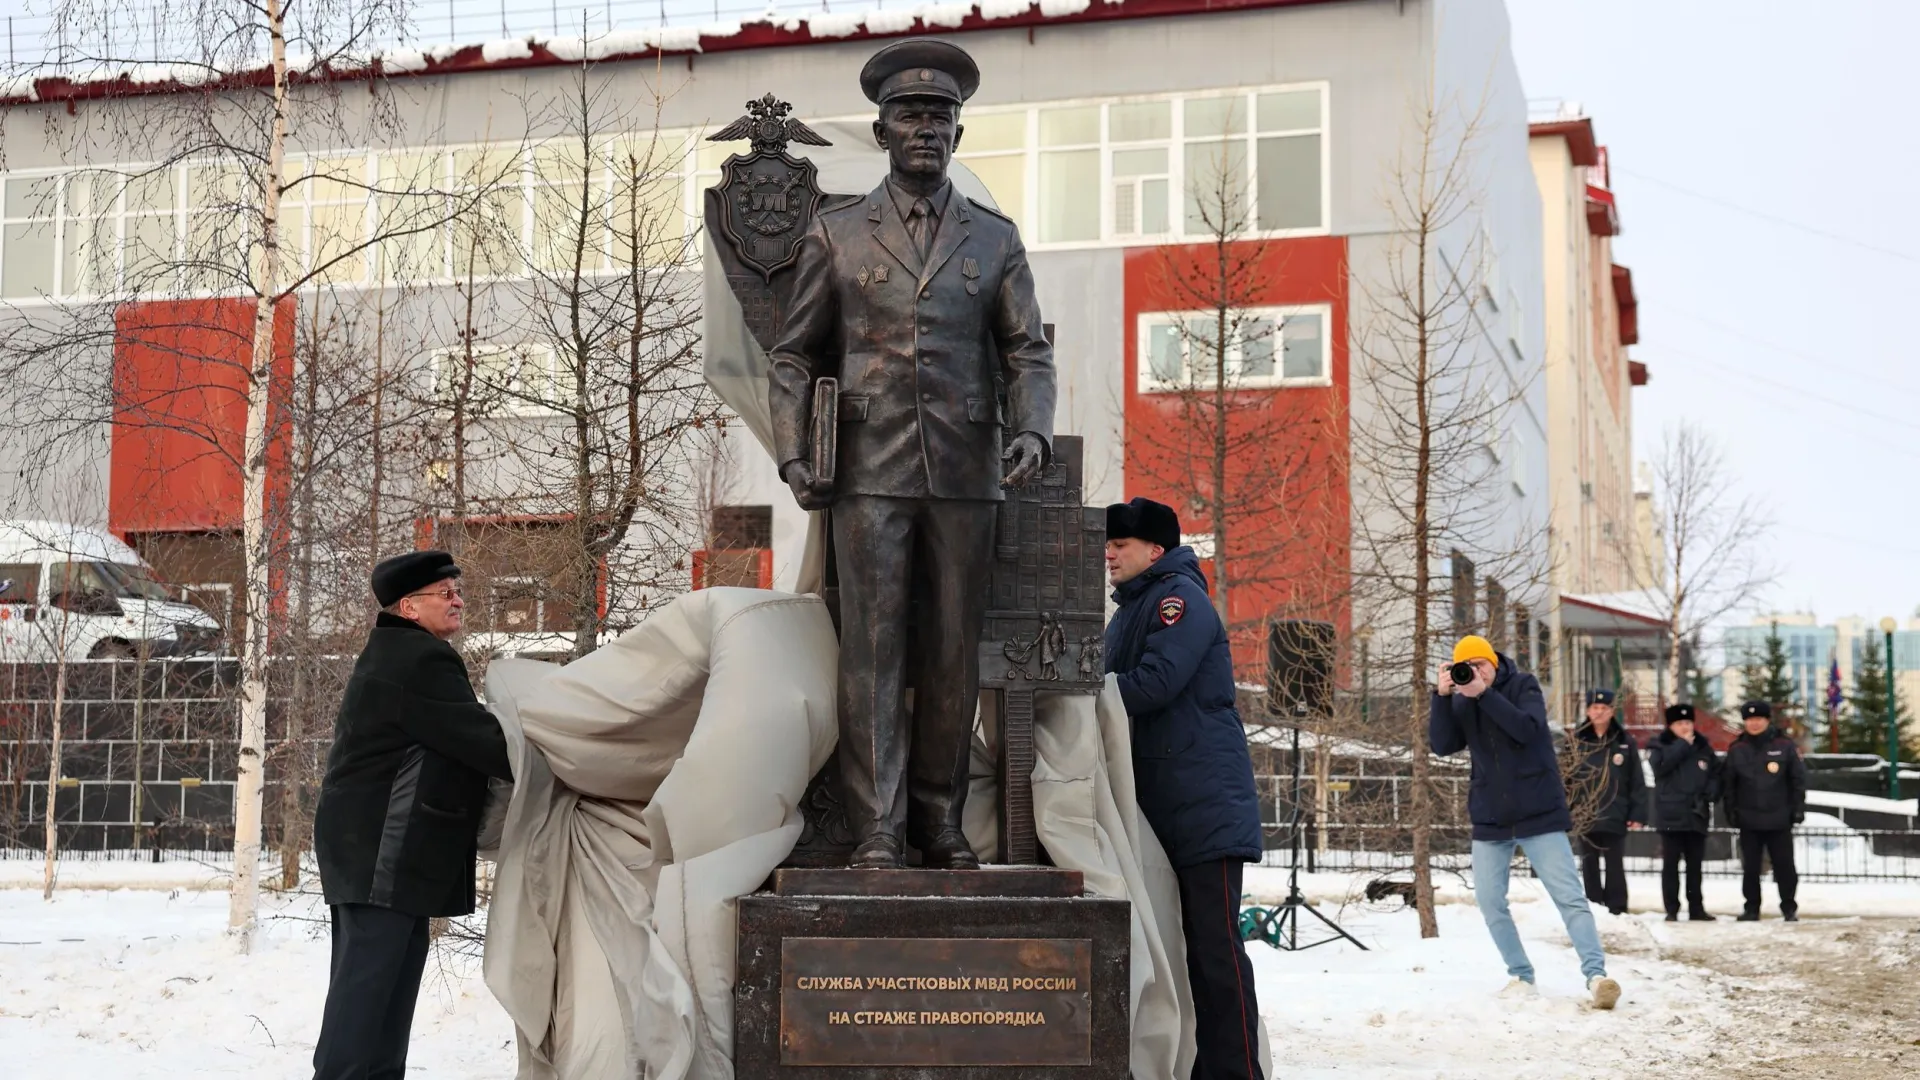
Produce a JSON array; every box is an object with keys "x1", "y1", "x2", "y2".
[{"x1": 1244, "y1": 716, "x2": 1366, "y2": 952}]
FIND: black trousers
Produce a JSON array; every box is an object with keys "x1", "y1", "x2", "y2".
[
  {"x1": 1577, "y1": 832, "x2": 1627, "y2": 913},
  {"x1": 1739, "y1": 828, "x2": 1799, "y2": 914},
  {"x1": 1175, "y1": 859, "x2": 1264, "y2": 1080},
  {"x1": 313, "y1": 903, "x2": 430, "y2": 1080},
  {"x1": 1660, "y1": 831, "x2": 1709, "y2": 915},
  {"x1": 831, "y1": 495, "x2": 996, "y2": 845}
]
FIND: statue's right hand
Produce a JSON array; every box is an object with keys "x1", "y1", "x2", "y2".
[{"x1": 783, "y1": 460, "x2": 834, "y2": 511}]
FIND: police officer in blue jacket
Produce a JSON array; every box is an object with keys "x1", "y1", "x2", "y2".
[{"x1": 1103, "y1": 497, "x2": 1264, "y2": 1080}]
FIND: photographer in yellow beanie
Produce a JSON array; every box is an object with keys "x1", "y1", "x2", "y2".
[{"x1": 1431, "y1": 633, "x2": 1620, "y2": 1010}]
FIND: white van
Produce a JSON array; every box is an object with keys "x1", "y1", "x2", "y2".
[{"x1": 0, "y1": 520, "x2": 225, "y2": 662}]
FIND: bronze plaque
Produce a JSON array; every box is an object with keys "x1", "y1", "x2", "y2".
[{"x1": 779, "y1": 937, "x2": 1093, "y2": 1066}]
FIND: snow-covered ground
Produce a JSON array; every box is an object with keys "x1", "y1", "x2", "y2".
[
  {"x1": 0, "y1": 886, "x2": 514, "y2": 1077},
  {"x1": 1, "y1": 867, "x2": 1915, "y2": 1077}
]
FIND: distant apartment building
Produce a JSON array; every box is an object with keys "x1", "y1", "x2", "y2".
[
  {"x1": 0, "y1": 0, "x2": 1550, "y2": 659},
  {"x1": 1722, "y1": 612, "x2": 1920, "y2": 730},
  {"x1": 1525, "y1": 104, "x2": 1653, "y2": 720}
]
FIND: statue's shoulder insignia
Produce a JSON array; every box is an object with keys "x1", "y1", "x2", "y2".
[
  {"x1": 965, "y1": 195, "x2": 1015, "y2": 225},
  {"x1": 819, "y1": 194, "x2": 869, "y2": 217}
]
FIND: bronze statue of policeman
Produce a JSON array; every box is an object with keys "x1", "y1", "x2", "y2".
[{"x1": 768, "y1": 38, "x2": 1056, "y2": 870}]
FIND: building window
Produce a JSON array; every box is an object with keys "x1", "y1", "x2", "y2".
[
  {"x1": 431, "y1": 343, "x2": 559, "y2": 416},
  {"x1": 693, "y1": 503, "x2": 774, "y2": 590},
  {"x1": 955, "y1": 111, "x2": 1027, "y2": 226},
  {"x1": 1136, "y1": 304, "x2": 1330, "y2": 393},
  {"x1": 1037, "y1": 104, "x2": 1101, "y2": 244},
  {"x1": 0, "y1": 563, "x2": 41, "y2": 605},
  {"x1": 0, "y1": 86, "x2": 1324, "y2": 296},
  {"x1": 491, "y1": 576, "x2": 563, "y2": 632},
  {"x1": 1109, "y1": 101, "x2": 1172, "y2": 239},
  {"x1": 1254, "y1": 89, "x2": 1324, "y2": 232},
  {"x1": 2, "y1": 175, "x2": 58, "y2": 299},
  {"x1": 1450, "y1": 550, "x2": 1476, "y2": 634},
  {"x1": 982, "y1": 83, "x2": 1326, "y2": 249}
]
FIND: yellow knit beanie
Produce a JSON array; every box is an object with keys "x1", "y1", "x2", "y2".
[{"x1": 1451, "y1": 635, "x2": 1496, "y2": 665}]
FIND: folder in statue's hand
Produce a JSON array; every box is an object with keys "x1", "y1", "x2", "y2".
[{"x1": 810, "y1": 377, "x2": 837, "y2": 489}]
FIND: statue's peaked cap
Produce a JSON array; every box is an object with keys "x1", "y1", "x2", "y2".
[{"x1": 859, "y1": 39, "x2": 981, "y2": 105}]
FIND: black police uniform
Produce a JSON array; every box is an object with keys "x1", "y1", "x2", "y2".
[
  {"x1": 1722, "y1": 701, "x2": 1806, "y2": 920},
  {"x1": 1570, "y1": 689, "x2": 1645, "y2": 915},
  {"x1": 1647, "y1": 702, "x2": 1721, "y2": 920}
]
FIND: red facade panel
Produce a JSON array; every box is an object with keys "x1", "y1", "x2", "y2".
[
  {"x1": 109, "y1": 298, "x2": 294, "y2": 537},
  {"x1": 1121, "y1": 235, "x2": 1351, "y2": 677}
]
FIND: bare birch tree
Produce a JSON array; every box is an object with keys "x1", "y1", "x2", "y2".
[
  {"x1": 1634, "y1": 422, "x2": 1773, "y2": 697},
  {"x1": 0, "y1": 0, "x2": 512, "y2": 946},
  {"x1": 1347, "y1": 81, "x2": 1544, "y2": 938}
]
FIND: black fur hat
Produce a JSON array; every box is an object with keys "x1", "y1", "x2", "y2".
[{"x1": 1105, "y1": 497, "x2": 1181, "y2": 552}]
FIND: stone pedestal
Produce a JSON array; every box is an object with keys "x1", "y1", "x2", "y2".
[{"x1": 736, "y1": 869, "x2": 1130, "y2": 1078}]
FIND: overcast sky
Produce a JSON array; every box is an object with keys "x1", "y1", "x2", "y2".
[
  {"x1": 1505, "y1": 0, "x2": 1920, "y2": 631},
  {"x1": 2, "y1": 0, "x2": 1912, "y2": 631}
]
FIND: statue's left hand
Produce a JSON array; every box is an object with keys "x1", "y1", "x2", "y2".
[{"x1": 1001, "y1": 432, "x2": 1047, "y2": 488}]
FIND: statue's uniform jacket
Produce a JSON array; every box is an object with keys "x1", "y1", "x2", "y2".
[
  {"x1": 766, "y1": 180, "x2": 1056, "y2": 845},
  {"x1": 768, "y1": 183, "x2": 1056, "y2": 497}
]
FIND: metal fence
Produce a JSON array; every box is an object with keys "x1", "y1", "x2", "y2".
[{"x1": 1255, "y1": 772, "x2": 1920, "y2": 882}]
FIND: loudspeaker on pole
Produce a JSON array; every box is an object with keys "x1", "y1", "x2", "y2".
[{"x1": 1268, "y1": 619, "x2": 1336, "y2": 720}]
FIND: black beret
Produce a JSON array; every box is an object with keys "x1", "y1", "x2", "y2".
[
  {"x1": 1741, "y1": 700, "x2": 1771, "y2": 719},
  {"x1": 1586, "y1": 689, "x2": 1616, "y2": 706},
  {"x1": 1106, "y1": 497, "x2": 1181, "y2": 552},
  {"x1": 860, "y1": 38, "x2": 980, "y2": 105},
  {"x1": 372, "y1": 550, "x2": 461, "y2": 608},
  {"x1": 1665, "y1": 703, "x2": 1695, "y2": 724}
]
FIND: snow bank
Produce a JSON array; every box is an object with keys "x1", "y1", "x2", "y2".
[{"x1": 1807, "y1": 789, "x2": 1918, "y2": 816}]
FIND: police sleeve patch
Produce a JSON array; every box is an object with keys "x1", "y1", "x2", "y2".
[{"x1": 1158, "y1": 596, "x2": 1185, "y2": 626}]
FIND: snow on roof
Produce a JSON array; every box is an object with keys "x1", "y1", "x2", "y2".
[
  {"x1": 4, "y1": 0, "x2": 1330, "y2": 105},
  {"x1": 1559, "y1": 590, "x2": 1669, "y2": 630}
]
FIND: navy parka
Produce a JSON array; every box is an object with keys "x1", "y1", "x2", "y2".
[
  {"x1": 1104, "y1": 546, "x2": 1263, "y2": 868},
  {"x1": 1428, "y1": 654, "x2": 1574, "y2": 842}
]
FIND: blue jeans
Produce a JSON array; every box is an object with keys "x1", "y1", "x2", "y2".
[{"x1": 1471, "y1": 831, "x2": 1607, "y2": 982}]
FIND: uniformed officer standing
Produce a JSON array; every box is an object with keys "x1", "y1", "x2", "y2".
[
  {"x1": 1648, "y1": 702, "x2": 1721, "y2": 921},
  {"x1": 1723, "y1": 701, "x2": 1806, "y2": 921},
  {"x1": 768, "y1": 39, "x2": 1056, "y2": 869},
  {"x1": 1102, "y1": 497, "x2": 1264, "y2": 1080},
  {"x1": 1568, "y1": 688, "x2": 1646, "y2": 915}
]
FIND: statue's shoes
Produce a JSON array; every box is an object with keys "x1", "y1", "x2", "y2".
[
  {"x1": 920, "y1": 828, "x2": 981, "y2": 871},
  {"x1": 850, "y1": 833, "x2": 904, "y2": 870}
]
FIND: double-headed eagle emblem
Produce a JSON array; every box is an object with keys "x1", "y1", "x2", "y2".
[{"x1": 707, "y1": 93, "x2": 832, "y2": 156}]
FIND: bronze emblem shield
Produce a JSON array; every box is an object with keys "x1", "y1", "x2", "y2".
[
  {"x1": 714, "y1": 151, "x2": 823, "y2": 280},
  {"x1": 705, "y1": 94, "x2": 831, "y2": 282}
]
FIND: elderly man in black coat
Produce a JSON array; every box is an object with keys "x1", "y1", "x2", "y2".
[{"x1": 311, "y1": 550, "x2": 513, "y2": 1080}]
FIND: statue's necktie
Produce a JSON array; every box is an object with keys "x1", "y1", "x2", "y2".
[{"x1": 908, "y1": 198, "x2": 934, "y2": 262}]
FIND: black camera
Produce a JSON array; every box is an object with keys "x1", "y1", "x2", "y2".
[{"x1": 1449, "y1": 661, "x2": 1477, "y2": 687}]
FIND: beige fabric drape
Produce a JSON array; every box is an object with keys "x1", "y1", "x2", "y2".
[{"x1": 481, "y1": 586, "x2": 1270, "y2": 1079}]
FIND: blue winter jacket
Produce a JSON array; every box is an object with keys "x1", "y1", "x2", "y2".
[
  {"x1": 1104, "y1": 546, "x2": 1264, "y2": 868},
  {"x1": 1428, "y1": 654, "x2": 1573, "y2": 842}
]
